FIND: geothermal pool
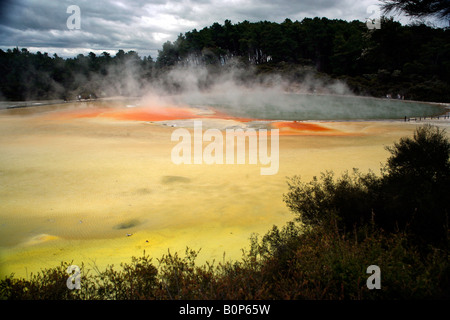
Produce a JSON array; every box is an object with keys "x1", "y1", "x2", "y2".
[
  {"x1": 0, "y1": 95, "x2": 448, "y2": 278},
  {"x1": 175, "y1": 92, "x2": 445, "y2": 120}
]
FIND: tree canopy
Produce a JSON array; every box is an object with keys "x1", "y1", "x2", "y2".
[{"x1": 380, "y1": 0, "x2": 450, "y2": 20}]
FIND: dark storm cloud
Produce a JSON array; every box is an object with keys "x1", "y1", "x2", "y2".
[{"x1": 0, "y1": 0, "x2": 379, "y2": 58}]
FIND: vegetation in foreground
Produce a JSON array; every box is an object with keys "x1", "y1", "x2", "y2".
[{"x1": 1, "y1": 125, "x2": 449, "y2": 300}]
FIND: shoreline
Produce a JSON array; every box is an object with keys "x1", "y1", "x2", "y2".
[{"x1": 1, "y1": 93, "x2": 449, "y2": 119}]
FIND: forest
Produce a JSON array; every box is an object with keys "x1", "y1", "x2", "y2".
[{"x1": 0, "y1": 17, "x2": 449, "y2": 102}]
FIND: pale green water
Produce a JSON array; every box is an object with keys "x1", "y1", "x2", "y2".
[{"x1": 177, "y1": 92, "x2": 446, "y2": 120}]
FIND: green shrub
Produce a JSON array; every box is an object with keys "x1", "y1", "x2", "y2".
[
  {"x1": 378, "y1": 125, "x2": 450, "y2": 249},
  {"x1": 283, "y1": 169, "x2": 378, "y2": 232},
  {"x1": 283, "y1": 125, "x2": 450, "y2": 251}
]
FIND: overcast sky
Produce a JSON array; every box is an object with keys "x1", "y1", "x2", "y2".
[{"x1": 0, "y1": 0, "x2": 412, "y2": 59}]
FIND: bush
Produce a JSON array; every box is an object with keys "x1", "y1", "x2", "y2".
[
  {"x1": 284, "y1": 125, "x2": 450, "y2": 251},
  {"x1": 0, "y1": 262, "x2": 86, "y2": 300},
  {"x1": 254, "y1": 224, "x2": 449, "y2": 299},
  {"x1": 378, "y1": 125, "x2": 450, "y2": 249},
  {"x1": 1, "y1": 229, "x2": 448, "y2": 300},
  {"x1": 283, "y1": 169, "x2": 379, "y2": 232}
]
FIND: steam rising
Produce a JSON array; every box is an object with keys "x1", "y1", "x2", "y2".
[
  {"x1": 7, "y1": 56, "x2": 443, "y2": 121},
  {"x1": 135, "y1": 62, "x2": 444, "y2": 121}
]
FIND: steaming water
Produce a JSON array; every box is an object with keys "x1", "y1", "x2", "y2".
[{"x1": 175, "y1": 92, "x2": 445, "y2": 120}]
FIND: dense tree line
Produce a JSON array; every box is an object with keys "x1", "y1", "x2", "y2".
[
  {"x1": 0, "y1": 48, "x2": 154, "y2": 101},
  {"x1": 158, "y1": 17, "x2": 450, "y2": 101},
  {"x1": 1, "y1": 17, "x2": 449, "y2": 102}
]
